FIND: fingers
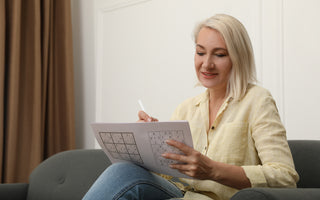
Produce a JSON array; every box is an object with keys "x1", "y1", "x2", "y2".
[
  {"x1": 162, "y1": 140, "x2": 195, "y2": 164},
  {"x1": 162, "y1": 140, "x2": 199, "y2": 164},
  {"x1": 170, "y1": 163, "x2": 195, "y2": 172},
  {"x1": 138, "y1": 110, "x2": 149, "y2": 121},
  {"x1": 162, "y1": 140, "x2": 207, "y2": 178},
  {"x1": 162, "y1": 152, "x2": 202, "y2": 178},
  {"x1": 137, "y1": 110, "x2": 158, "y2": 122},
  {"x1": 162, "y1": 152, "x2": 187, "y2": 162},
  {"x1": 165, "y1": 139, "x2": 193, "y2": 155}
]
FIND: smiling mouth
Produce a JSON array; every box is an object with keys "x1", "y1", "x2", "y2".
[{"x1": 201, "y1": 72, "x2": 218, "y2": 78}]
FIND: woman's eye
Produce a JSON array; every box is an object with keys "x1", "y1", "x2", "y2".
[
  {"x1": 196, "y1": 52, "x2": 205, "y2": 56},
  {"x1": 215, "y1": 54, "x2": 226, "y2": 57}
]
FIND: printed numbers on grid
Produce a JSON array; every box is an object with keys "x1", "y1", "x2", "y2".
[
  {"x1": 99, "y1": 132, "x2": 143, "y2": 164},
  {"x1": 148, "y1": 130, "x2": 185, "y2": 166}
]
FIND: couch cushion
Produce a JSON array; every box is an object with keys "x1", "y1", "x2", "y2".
[
  {"x1": 288, "y1": 140, "x2": 320, "y2": 188},
  {"x1": 0, "y1": 183, "x2": 28, "y2": 200},
  {"x1": 27, "y1": 149, "x2": 110, "y2": 200},
  {"x1": 231, "y1": 188, "x2": 320, "y2": 200}
]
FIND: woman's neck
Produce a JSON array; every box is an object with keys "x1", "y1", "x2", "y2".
[
  {"x1": 208, "y1": 87, "x2": 227, "y2": 102},
  {"x1": 208, "y1": 87, "x2": 228, "y2": 130}
]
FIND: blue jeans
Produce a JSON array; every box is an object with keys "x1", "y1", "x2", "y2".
[{"x1": 82, "y1": 162, "x2": 184, "y2": 200}]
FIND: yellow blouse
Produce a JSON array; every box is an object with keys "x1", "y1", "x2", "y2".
[{"x1": 170, "y1": 84, "x2": 299, "y2": 200}]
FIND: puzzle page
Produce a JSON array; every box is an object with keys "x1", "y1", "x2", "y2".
[{"x1": 91, "y1": 121, "x2": 193, "y2": 178}]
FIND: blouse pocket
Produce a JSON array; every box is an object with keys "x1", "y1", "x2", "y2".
[{"x1": 210, "y1": 122, "x2": 250, "y2": 165}]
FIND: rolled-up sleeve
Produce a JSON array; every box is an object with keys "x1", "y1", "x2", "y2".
[{"x1": 242, "y1": 92, "x2": 299, "y2": 188}]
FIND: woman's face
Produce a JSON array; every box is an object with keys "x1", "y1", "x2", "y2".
[{"x1": 194, "y1": 27, "x2": 232, "y2": 91}]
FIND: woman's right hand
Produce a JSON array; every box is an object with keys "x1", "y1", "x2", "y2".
[{"x1": 137, "y1": 110, "x2": 158, "y2": 122}]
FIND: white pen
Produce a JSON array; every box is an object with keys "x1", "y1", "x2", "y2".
[
  {"x1": 138, "y1": 99, "x2": 156, "y2": 122},
  {"x1": 138, "y1": 99, "x2": 146, "y2": 112}
]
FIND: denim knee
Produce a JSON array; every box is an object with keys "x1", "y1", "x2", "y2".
[{"x1": 83, "y1": 162, "x2": 183, "y2": 200}]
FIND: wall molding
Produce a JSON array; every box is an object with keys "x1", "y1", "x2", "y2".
[
  {"x1": 101, "y1": 0, "x2": 151, "y2": 12},
  {"x1": 94, "y1": 8, "x2": 105, "y2": 122},
  {"x1": 260, "y1": 0, "x2": 285, "y2": 124},
  {"x1": 95, "y1": 0, "x2": 152, "y2": 123}
]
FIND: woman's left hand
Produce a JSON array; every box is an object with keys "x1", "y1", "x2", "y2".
[{"x1": 162, "y1": 139, "x2": 216, "y2": 180}]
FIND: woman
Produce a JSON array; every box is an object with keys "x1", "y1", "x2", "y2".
[{"x1": 83, "y1": 14, "x2": 299, "y2": 200}]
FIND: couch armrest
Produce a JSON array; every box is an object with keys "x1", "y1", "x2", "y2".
[
  {"x1": 0, "y1": 183, "x2": 29, "y2": 200},
  {"x1": 231, "y1": 188, "x2": 320, "y2": 200}
]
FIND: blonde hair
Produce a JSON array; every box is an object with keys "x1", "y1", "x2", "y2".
[{"x1": 194, "y1": 14, "x2": 257, "y2": 100}]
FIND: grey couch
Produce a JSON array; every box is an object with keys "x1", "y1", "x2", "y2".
[
  {"x1": 0, "y1": 140, "x2": 319, "y2": 200},
  {"x1": 0, "y1": 149, "x2": 111, "y2": 200},
  {"x1": 231, "y1": 140, "x2": 320, "y2": 200}
]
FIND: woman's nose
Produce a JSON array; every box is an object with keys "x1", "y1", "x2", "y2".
[{"x1": 203, "y1": 57, "x2": 215, "y2": 69}]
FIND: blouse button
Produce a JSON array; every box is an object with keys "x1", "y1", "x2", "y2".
[{"x1": 203, "y1": 146, "x2": 207, "y2": 153}]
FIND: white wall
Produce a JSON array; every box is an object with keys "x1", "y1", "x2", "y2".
[
  {"x1": 71, "y1": 0, "x2": 96, "y2": 148},
  {"x1": 94, "y1": 0, "x2": 262, "y2": 123},
  {"x1": 72, "y1": 0, "x2": 320, "y2": 149},
  {"x1": 282, "y1": 0, "x2": 320, "y2": 139}
]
